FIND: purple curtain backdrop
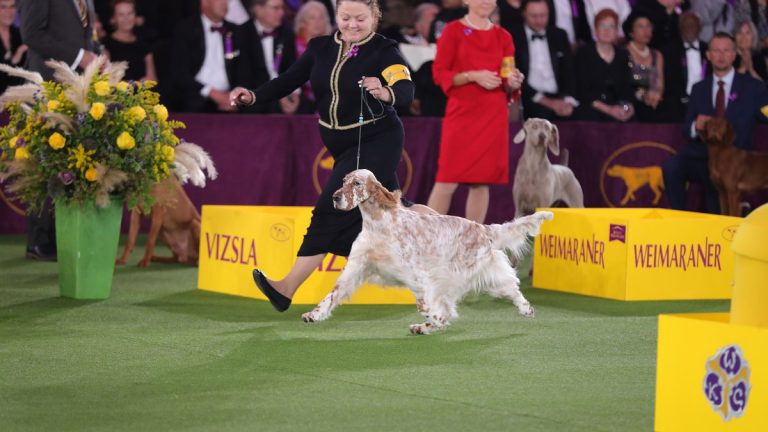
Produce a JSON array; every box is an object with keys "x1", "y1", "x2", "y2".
[{"x1": 2, "y1": 114, "x2": 767, "y2": 234}]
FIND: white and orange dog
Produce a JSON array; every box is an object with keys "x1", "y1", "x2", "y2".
[{"x1": 301, "y1": 169, "x2": 553, "y2": 334}]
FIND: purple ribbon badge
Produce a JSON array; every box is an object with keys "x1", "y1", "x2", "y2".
[
  {"x1": 609, "y1": 224, "x2": 626, "y2": 243},
  {"x1": 463, "y1": 28, "x2": 473, "y2": 36},
  {"x1": 729, "y1": 92, "x2": 738, "y2": 102},
  {"x1": 347, "y1": 45, "x2": 359, "y2": 58}
]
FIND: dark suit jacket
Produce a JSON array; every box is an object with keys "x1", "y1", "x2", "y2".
[
  {"x1": 169, "y1": 15, "x2": 239, "y2": 112},
  {"x1": 510, "y1": 24, "x2": 575, "y2": 116},
  {"x1": 19, "y1": 0, "x2": 99, "y2": 80},
  {"x1": 234, "y1": 21, "x2": 297, "y2": 114},
  {"x1": 0, "y1": 26, "x2": 25, "y2": 93},
  {"x1": 661, "y1": 39, "x2": 708, "y2": 122},
  {"x1": 684, "y1": 72, "x2": 768, "y2": 157}
]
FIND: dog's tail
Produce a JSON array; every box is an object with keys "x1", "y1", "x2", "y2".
[{"x1": 490, "y1": 211, "x2": 554, "y2": 260}]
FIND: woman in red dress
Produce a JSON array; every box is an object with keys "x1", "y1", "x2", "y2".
[{"x1": 426, "y1": 0, "x2": 525, "y2": 223}]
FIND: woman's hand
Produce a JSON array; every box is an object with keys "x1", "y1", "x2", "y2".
[
  {"x1": 506, "y1": 68, "x2": 524, "y2": 91},
  {"x1": 609, "y1": 103, "x2": 634, "y2": 122},
  {"x1": 643, "y1": 90, "x2": 662, "y2": 109},
  {"x1": 361, "y1": 76, "x2": 391, "y2": 103},
  {"x1": 229, "y1": 87, "x2": 254, "y2": 106},
  {"x1": 11, "y1": 44, "x2": 27, "y2": 65},
  {"x1": 469, "y1": 70, "x2": 502, "y2": 90}
]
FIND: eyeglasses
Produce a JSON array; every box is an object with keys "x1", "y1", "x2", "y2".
[{"x1": 597, "y1": 23, "x2": 617, "y2": 30}]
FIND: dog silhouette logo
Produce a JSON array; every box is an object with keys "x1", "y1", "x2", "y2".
[
  {"x1": 269, "y1": 223, "x2": 292, "y2": 242},
  {"x1": 703, "y1": 345, "x2": 751, "y2": 422},
  {"x1": 0, "y1": 189, "x2": 25, "y2": 216},
  {"x1": 312, "y1": 148, "x2": 414, "y2": 195},
  {"x1": 722, "y1": 225, "x2": 739, "y2": 241},
  {"x1": 600, "y1": 142, "x2": 676, "y2": 207}
]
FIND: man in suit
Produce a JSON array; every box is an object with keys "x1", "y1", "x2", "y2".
[
  {"x1": 549, "y1": 0, "x2": 590, "y2": 48},
  {"x1": 662, "y1": 32, "x2": 768, "y2": 214},
  {"x1": 660, "y1": 11, "x2": 708, "y2": 122},
  {"x1": 234, "y1": 0, "x2": 298, "y2": 114},
  {"x1": 18, "y1": 0, "x2": 101, "y2": 260},
  {"x1": 170, "y1": 0, "x2": 239, "y2": 112},
  {"x1": 511, "y1": 0, "x2": 577, "y2": 121}
]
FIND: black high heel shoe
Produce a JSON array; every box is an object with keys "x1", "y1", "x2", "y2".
[{"x1": 252, "y1": 269, "x2": 291, "y2": 312}]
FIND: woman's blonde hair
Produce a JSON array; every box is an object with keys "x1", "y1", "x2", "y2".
[
  {"x1": 736, "y1": 19, "x2": 760, "y2": 52},
  {"x1": 336, "y1": 0, "x2": 383, "y2": 28}
]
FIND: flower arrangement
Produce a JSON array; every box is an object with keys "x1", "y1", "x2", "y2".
[{"x1": 0, "y1": 57, "x2": 216, "y2": 213}]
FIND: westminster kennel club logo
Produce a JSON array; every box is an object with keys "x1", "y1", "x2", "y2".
[
  {"x1": 600, "y1": 142, "x2": 676, "y2": 207},
  {"x1": 703, "y1": 345, "x2": 751, "y2": 422},
  {"x1": 312, "y1": 148, "x2": 414, "y2": 195}
]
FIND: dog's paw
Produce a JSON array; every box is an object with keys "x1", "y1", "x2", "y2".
[
  {"x1": 115, "y1": 258, "x2": 127, "y2": 266},
  {"x1": 409, "y1": 323, "x2": 432, "y2": 335},
  {"x1": 519, "y1": 303, "x2": 535, "y2": 318},
  {"x1": 301, "y1": 312, "x2": 316, "y2": 323}
]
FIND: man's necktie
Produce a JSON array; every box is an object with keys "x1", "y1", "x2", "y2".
[
  {"x1": 531, "y1": 33, "x2": 546, "y2": 41},
  {"x1": 261, "y1": 30, "x2": 277, "y2": 38},
  {"x1": 77, "y1": 0, "x2": 88, "y2": 28},
  {"x1": 210, "y1": 25, "x2": 227, "y2": 35},
  {"x1": 715, "y1": 80, "x2": 726, "y2": 118},
  {"x1": 685, "y1": 43, "x2": 698, "y2": 51}
]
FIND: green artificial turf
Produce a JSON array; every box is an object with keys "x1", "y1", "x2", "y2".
[{"x1": 0, "y1": 234, "x2": 729, "y2": 431}]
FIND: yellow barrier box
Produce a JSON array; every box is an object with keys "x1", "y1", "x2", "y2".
[
  {"x1": 532, "y1": 208, "x2": 742, "y2": 300},
  {"x1": 197, "y1": 205, "x2": 414, "y2": 304},
  {"x1": 655, "y1": 313, "x2": 768, "y2": 431}
]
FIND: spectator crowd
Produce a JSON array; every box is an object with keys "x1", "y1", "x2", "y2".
[{"x1": 3, "y1": 0, "x2": 768, "y2": 123}]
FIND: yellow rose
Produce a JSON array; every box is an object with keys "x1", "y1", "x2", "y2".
[
  {"x1": 762, "y1": 105, "x2": 768, "y2": 118},
  {"x1": 94, "y1": 80, "x2": 111, "y2": 96},
  {"x1": 128, "y1": 106, "x2": 146, "y2": 122},
  {"x1": 48, "y1": 132, "x2": 66, "y2": 150},
  {"x1": 14, "y1": 147, "x2": 29, "y2": 160},
  {"x1": 89, "y1": 102, "x2": 106, "y2": 120},
  {"x1": 9, "y1": 136, "x2": 18, "y2": 148},
  {"x1": 116, "y1": 81, "x2": 131, "y2": 92},
  {"x1": 47, "y1": 100, "x2": 60, "y2": 111},
  {"x1": 153, "y1": 104, "x2": 169, "y2": 122},
  {"x1": 116, "y1": 132, "x2": 135, "y2": 150},
  {"x1": 85, "y1": 167, "x2": 98, "y2": 182}
]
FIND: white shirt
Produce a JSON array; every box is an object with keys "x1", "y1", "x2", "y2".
[
  {"x1": 690, "y1": 68, "x2": 735, "y2": 138},
  {"x1": 255, "y1": 21, "x2": 279, "y2": 79},
  {"x1": 552, "y1": 0, "x2": 575, "y2": 45},
  {"x1": 685, "y1": 41, "x2": 705, "y2": 95},
  {"x1": 196, "y1": 15, "x2": 231, "y2": 98},
  {"x1": 525, "y1": 26, "x2": 558, "y2": 95},
  {"x1": 71, "y1": 0, "x2": 92, "y2": 69}
]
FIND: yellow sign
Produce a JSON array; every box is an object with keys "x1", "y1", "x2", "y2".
[
  {"x1": 197, "y1": 205, "x2": 414, "y2": 304},
  {"x1": 533, "y1": 208, "x2": 741, "y2": 300},
  {"x1": 655, "y1": 313, "x2": 768, "y2": 431}
]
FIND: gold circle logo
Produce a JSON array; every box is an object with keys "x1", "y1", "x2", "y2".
[
  {"x1": 269, "y1": 223, "x2": 291, "y2": 242},
  {"x1": 600, "y1": 141, "x2": 676, "y2": 207},
  {"x1": 722, "y1": 225, "x2": 739, "y2": 241}
]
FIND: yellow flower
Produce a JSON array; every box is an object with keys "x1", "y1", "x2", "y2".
[
  {"x1": 161, "y1": 145, "x2": 174, "y2": 161},
  {"x1": 94, "y1": 80, "x2": 111, "y2": 96},
  {"x1": 47, "y1": 100, "x2": 60, "y2": 111},
  {"x1": 153, "y1": 104, "x2": 169, "y2": 122},
  {"x1": 85, "y1": 167, "x2": 98, "y2": 182},
  {"x1": 762, "y1": 105, "x2": 768, "y2": 118},
  {"x1": 68, "y1": 144, "x2": 95, "y2": 171},
  {"x1": 9, "y1": 136, "x2": 18, "y2": 148},
  {"x1": 89, "y1": 102, "x2": 106, "y2": 120},
  {"x1": 117, "y1": 132, "x2": 135, "y2": 150},
  {"x1": 48, "y1": 132, "x2": 66, "y2": 150},
  {"x1": 116, "y1": 81, "x2": 131, "y2": 92},
  {"x1": 128, "y1": 106, "x2": 146, "y2": 122},
  {"x1": 14, "y1": 147, "x2": 29, "y2": 160}
]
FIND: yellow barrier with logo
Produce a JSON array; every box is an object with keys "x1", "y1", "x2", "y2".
[
  {"x1": 197, "y1": 205, "x2": 414, "y2": 304},
  {"x1": 532, "y1": 208, "x2": 742, "y2": 300},
  {"x1": 655, "y1": 313, "x2": 768, "y2": 431}
]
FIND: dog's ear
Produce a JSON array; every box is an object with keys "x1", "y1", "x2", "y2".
[
  {"x1": 513, "y1": 127, "x2": 526, "y2": 144},
  {"x1": 547, "y1": 123, "x2": 560, "y2": 156},
  {"x1": 723, "y1": 120, "x2": 736, "y2": 146},
  {"x1": 371, "y1": 179, "x2": 400, "y2": 208}
]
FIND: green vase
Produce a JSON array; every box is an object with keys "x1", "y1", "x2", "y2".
[{"x1": 54, "y1": 197, "x2": 123, "y2": 299}]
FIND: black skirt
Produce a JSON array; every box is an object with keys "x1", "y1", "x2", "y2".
[{"x1": 298, "y1": 114, "x2": 404, "y2": 257}]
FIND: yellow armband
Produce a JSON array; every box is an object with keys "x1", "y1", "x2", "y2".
[{"x1": 381, "y1": 64, "x2": 411, "y2": 86}]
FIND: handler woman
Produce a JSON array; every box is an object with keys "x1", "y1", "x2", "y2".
[{"x1": 230, "y1": 0, "x2": 417, "y2": 312}]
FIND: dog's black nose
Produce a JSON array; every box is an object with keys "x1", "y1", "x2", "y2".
[{"x1": 332, "y1": 195, "x2": 341, "y2": 203}]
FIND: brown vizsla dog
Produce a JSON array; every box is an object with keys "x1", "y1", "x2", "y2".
[
  {"x1": 116, "y1": 178, "x2": 201, "y2": 267},
  {"x1": 700, "y1": 117, "x2": 768, "y2": 216}
]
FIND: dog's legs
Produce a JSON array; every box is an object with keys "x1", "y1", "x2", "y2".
[
  {"x1": 620, "y1": 189, "x2": 634, "y2": 206},
  {"x1": 116, "y1": 209, "x2": 140, "y2": 265},
  {"x1": 138, "y1": 204, "x2": 166, "y2": 267},
  {"x1": 301, "y1": 260, "x2": 366, "y2": 323},
  {"x1": 726, "y1": 190, "x2": 742, "y2": 217},
  {"x1": 408, "y1": 288, "x2": 454, "y2": 335},
  {"x1": 651, "y1": 183, "x2": 663, "y2": 206},
  {"x1": 485, "y1": 257, "x2": 535, "y2": 318}
]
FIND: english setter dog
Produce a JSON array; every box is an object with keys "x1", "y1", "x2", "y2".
[{"x1": 301, "y1": 169, "x2": 554, "y2": 335}]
